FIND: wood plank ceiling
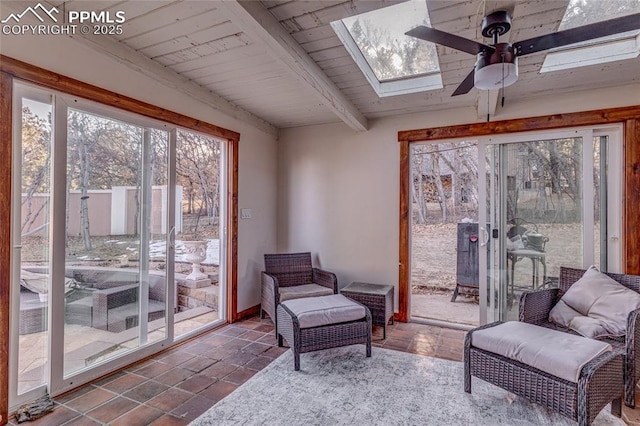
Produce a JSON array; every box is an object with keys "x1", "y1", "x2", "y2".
[{"x1": 30, "y1": 1, "x2": 640, "y2": 131}]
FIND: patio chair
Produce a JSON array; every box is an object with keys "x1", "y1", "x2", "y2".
[
  {"x1": 519, "y1": 266, "x2": 640, "y2": 407},
  {"x1": 261, "y1": 252, "x2": 338, "y2": 334}
]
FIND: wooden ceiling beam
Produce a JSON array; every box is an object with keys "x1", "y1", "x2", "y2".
[
  {"x1": 67, "y1": 31, "x2": 279, "y2": 137},
  {"x1": 477, "y1": 89, "x2": 500, "y2": 120},
  {"x1": 220, "y1": 0, "x2": 368, "y2": 132}
]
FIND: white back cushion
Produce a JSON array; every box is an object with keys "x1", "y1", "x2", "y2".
[{"x1": 550, "y1": 266, "x2": 640, "y2": 338}]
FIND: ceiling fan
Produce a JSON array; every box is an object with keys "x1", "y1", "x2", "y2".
[{"x1": 405, "y1": 10, "x2": 640, "y2": 96}]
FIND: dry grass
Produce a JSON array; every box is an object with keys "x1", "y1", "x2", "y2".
[{"x1": 411, "y1": 221, "x2": 597, "y2": 293}]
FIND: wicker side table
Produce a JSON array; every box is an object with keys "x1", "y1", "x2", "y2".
[{"x1": 341, "y1": 282, "x2": 394, "y2": 339}]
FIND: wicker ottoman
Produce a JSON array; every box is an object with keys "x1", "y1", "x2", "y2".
[
  {"x1": 277, "y1": 294, "x2": 372, "y2": 370},
  {"x1": 465, "y1": 322, "x2": 623, "y2": 426}
]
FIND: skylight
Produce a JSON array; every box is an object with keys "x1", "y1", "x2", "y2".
[
  {"x1": 331, "y1": 1, "x2": 443, "y2": 97},
  {"x1": 540, "y1": 0, "x2": 640, "y2": 73}
]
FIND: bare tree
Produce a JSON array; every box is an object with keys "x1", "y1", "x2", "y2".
[
  {"x1": 348, "y1": 17, "x2": 437, "y2": 81},
  {"x1": 176, "y1": 130, "x2": 221, "y2": 238},
  {"x1": 411, "y1": 146, "x2": 428, "y2": 224},
  {"x1": 20, "y1": 107, "x2": 51, "y2": 235},
  {"x1": 430, "y1": 151, "x2": 449, "y2": 222},
  {"x1": 67, "y1": 110, "x2": 145, "y2": 249},
  {"x1": 524, "y1": 138, "x2": 581, "y2": 222},
  {"x1": 411, "y1": 141, "x2": 479, "y2": 224},
  {"x1": 562, "y1": 0, "x2": 639, "y2": 29}
]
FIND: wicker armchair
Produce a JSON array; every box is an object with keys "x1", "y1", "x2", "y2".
[
  {"x1": 519, "y1": 266, "x2": 640, "y2": 407},
  {"x1": 261, "y1": 252, "x2": 338, "y2": 334}
]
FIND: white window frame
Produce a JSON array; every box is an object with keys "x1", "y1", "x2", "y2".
[
  {"x1": 9, "y1": 80, "x2": 228, "y2": 408},
  {"x1": 330, "y1": 20, "x2": 443, "y2": 98},
  {"x1": 541, "y1": 31, "x2": 640, "y2": 73}
]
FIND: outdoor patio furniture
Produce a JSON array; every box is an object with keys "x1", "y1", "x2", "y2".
[
  {"x1": 507, "y1": 248, "x2": 547, "y2": 290},
  {"x1": 341, "y1": 281, "x2": 394, "y2": 339},
  {"x1": 519, "y1": 266, "x2": 640, "y2": 407},
  {"x1": 20, "y1": 269, "x2": 76, "y2": 295},
  {"x1": 465, "y1": 321, "x2": 623, "y2": 426},
  {"x1": 261, "y1": 252, "x2": 338, "y2": 334},
  {"x1": 19, "y1": 288, "x2": 48, "y2": 335},
  {"x1": 19, "y1": 271, "x2": 77, "y2": 334},
  {"x1": 277, "y1": 294, "x2": 372, "y2": 370},
  {"x1": 506, "y1": 219, "x2": 549, "y2": 295},
  {"x1": 66, "y1": 283, "x2": 165, "y2": 332},
  {"x1": 452, "y1": 222, "x2": 481, "y2": 302}
]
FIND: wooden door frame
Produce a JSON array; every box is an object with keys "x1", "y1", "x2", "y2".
[
  {"x1": 397, "y1": 106, "x2": 640, "y2": 323},
  {"x1": 0, "y1": 55, "x2": 240, "y2": 422}
]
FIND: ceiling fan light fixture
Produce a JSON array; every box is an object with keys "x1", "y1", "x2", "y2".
[
  {"x1": 474, "y1": 44, "x2": 518, "y2": 90},
  {"x1": 474, "y1": 60, "x2": 518, "y2": 90}
]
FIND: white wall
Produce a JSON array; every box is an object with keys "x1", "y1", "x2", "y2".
[
  {"x1": 277, "y1": 83, "x2": 640, "y2": 309},
  {"x1": 1, "y1": 34, "x2": 278, "y2": 312}
]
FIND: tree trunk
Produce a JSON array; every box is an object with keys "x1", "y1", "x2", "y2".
[
  {"x1": 133, "y1": 166, "x2": 141, "y2": 236},
  {"x1": 412, "y1": 172, "x2": 427, "y2": 224},
  {"x1": 431, "y1": 153, "x2": 448, "y2": 222},
  {"x1": 65, "y1": 163, "x2": 74, "y2": 249},
  {"x1": 21, "y1": 165, "x2": 48, "y2": 233},
  {"x1": 411, "y1": 153, "x2": 428, "y2": 224},
  {"x1": 79, "y1": 140, "x2": 92, "y2": 250}
]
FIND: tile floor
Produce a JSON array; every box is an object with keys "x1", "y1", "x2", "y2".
[{"x1": 8, "y1": 317, "x2": 640, "y2": 425}]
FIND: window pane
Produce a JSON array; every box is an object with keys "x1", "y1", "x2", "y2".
[
  {"x1": 64, "y1": 109, "x2": 147, "y2": 376},
  {"x1": 593, "y1": 135, "x2": 608, "y2": 271},
  {"x1": 540, "y1": 0, "x2": 640, "y2": 73},
  {"x1": 174, "y1": 129, "x2": 223, "y2": 336},
  {"x1": 342, "y1": 1, "x2": 440, "y2": 81},
  {"x1": 502, "y1": 137, "x2": 584, "y2": 320},
  {"x1": 410, "y1": 141, "x2": 480, "y2": 326},
  {"x1": 17, "y1": 96, "x2": 52, "y2": 394},
  {"x1": 145, "y1": 129, "x2": 169, "y2": 345},
  {"x1": 560, "y1": 0, "x2": 640, "y2": 30}
]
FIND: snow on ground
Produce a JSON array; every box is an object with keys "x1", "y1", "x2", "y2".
[{"x1": 149, "y1": 239, "x2": 220, "y2": 264}]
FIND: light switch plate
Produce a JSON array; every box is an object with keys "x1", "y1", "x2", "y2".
[{"x1": 241, "y1": 208, "x2": 252, "y2": 219}]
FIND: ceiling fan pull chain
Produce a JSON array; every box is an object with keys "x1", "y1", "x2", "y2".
[
  {"x1": 501, "y1": 55, "x2": 506, "y2": 108},
  {"x1": 487, "y1": 93, "x2": 490, "y2": 122}
]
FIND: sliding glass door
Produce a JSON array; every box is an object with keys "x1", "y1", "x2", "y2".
[
  {"x1": 173, "y1": 129, "x2": 227, "y2": 337},
  {"x1": 409, "y1": 140, "x2": 480, "y2": 326},
  {"x1": 10, "y1": 85, "x2": 53, "y2": 404},
  {"x1": 478, "y1": 127, "x2": 622, "y2": 323},
  {"x1": 61, "y1": 107, "x2": 171, "y2": 377},
  {"x1": 9, "y1": 81, "x2": 227, "y2": 409}
]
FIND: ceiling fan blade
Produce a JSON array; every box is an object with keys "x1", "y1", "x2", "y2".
[
  {"x1": 406, "y1": 26, "x2": 493, "y2": 55},
  {"x1": 452, "y1": 69, "x2": 476, "y2": 96},
  {"x1": 514, "y1": 12, "x2": 640, "y2": 56}
]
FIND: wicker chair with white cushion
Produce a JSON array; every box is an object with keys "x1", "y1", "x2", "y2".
[
  {"x1": 519, "y1": 266, "x2": 640, "y2": 407},
  {"x1": 465, "y1": 321, "x2": 623, "y2": 426},
  {"x1": 261, "y1": 252, "x2": 337, "y2": 334}
]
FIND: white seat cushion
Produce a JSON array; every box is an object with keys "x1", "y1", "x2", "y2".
[
  {"x1": 279, "y1": 283, "x2": 333, "y2": 302},
  {"x1": 281, "y1": 294, "x2": 366, "y2": 329},
  {"x1": 472, "y1": 321, "x2": 612, "y2": 383}
]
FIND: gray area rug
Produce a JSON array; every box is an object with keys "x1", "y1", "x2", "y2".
[{"x1": 191, "y1": 345, "x2": 624, "y2": 425}]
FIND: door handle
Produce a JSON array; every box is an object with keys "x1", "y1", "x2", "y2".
[
  {"x1": 479, "y1": 227, "x2": 490, "y2": 247},
  {"x1": 168, "y1": 226, "x2": 176, "y2": 249}
]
